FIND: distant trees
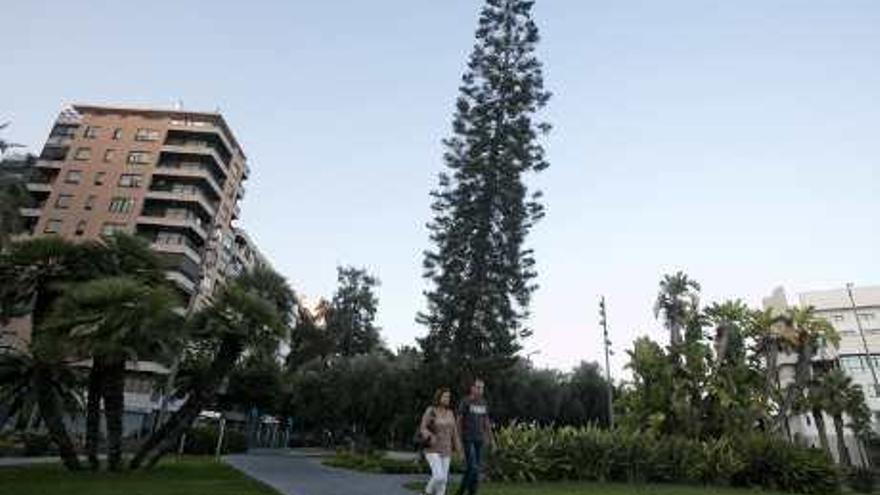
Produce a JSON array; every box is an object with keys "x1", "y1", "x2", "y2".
[{"x1": 619, "y1": 271, "x2": 871, "y2": 469}]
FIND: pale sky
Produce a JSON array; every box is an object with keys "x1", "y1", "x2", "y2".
[{"x1": 3, "y1": 1, "x2": 879, "y2": 377}]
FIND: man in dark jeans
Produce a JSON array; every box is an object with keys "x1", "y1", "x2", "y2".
[{"x1": 456, "y1": 377, "x2": 493, "y2": 495}]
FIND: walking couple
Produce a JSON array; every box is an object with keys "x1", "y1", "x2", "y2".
[{"x1": 419, "y1": 377, "x2": 493, "y2": 495}]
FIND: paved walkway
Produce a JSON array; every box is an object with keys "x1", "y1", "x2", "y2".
[
  {"x1": 225, "y1": 450, "x2": 422, "y2": 495},
  {"x1": 0, "y1": 456, "x2": 59, "y2": 467}
]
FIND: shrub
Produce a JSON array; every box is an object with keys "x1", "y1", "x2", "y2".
[
  {"x1": 325, "y1": 450, "x2": 425, "y2": 474},
  {"x1": 324, "y1": 450, "x2": 462, "y2": 475},
  {"x1": 183, "y1": 427, "x2": 248, "y2": 455},
  {"x1": 22, "y1": 433, "x2": 53, "y2": 457},
  {"x1": 847, "y1": 467, "x2": 877, "y2": 494},
  {"x1": 487, "y1": 424, "x2": 840, "y2": 494}
]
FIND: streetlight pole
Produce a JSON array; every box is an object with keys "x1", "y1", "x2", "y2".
[
  {"x1": 599, "y1": 296, "x2": 614, "y2": 428},
  {"x1": 846, "y1": 283, "x2": 880, "y2": 396}
]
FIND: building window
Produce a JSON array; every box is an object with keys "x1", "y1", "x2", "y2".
[
  {"x1": 74, "y1": 220, "x2": 87, "y2": 236},
  {"x1": 74, "y1": 147, "x2": 92, "y2": 161},
  {"x1": 103, "y1": 149, "x2": 116, "y2": 162},
  {"x1": 134, "y1": 128, "x2": 161, "y2": 142},
  {"x1": 94, "y1": 172, "x2": 106, "y2": 185},
  {"x1": 108, "y1": 196, "x2": 135, "y2": 214},
  {"x1": 65, "y1": 170, "x2": 83, "y2": 184},
  {"x1": 858, "y1": 313, "x2": 876, "y2": 322},
  {"x1": 127, "y1": 151, "x2": 152, "y2": 165},
  {"x1": 118, "y1": 174, "x2": 143, "y2": 188},
  {"x1": 44, "y1": 219, "x2": 62, "y2": 234},
  {"x1": 101, "y1": 222, "x2": 127, "y2": 237},
  {"x1": 55, "y1": 194, "x2": 74, "y2": 209},
  {"x1": 112, "y1": 128, "x2": 123, "y2": 140},
  {"x1": 85, "y1": 195, "x2": 97, "y2": 211},
  {"x1": 832, "y1": 314, "x2": 845, "y2": 322},
  {"x1": 83, "y1": 126, "x2": 100, "y2": 139}
]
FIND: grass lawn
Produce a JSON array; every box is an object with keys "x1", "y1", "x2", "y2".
[
  {"x1": 404, "y1": 481, "x2": 791, "y2": 494},
  {"x1": 0, "y1": 457, "x2": 278, "y2": 495}
]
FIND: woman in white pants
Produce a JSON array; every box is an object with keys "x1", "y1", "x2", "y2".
[{"x1": 420, "y1": 388, "x2": 462, "y2": 495}]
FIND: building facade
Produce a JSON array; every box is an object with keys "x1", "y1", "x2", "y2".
[
  {"x1": 3, "y1": 104, "x2": 254, "y2": 436},
  {"x1": 799, "y1": 286, "x2": 880, "y2": 424},
  {"x1": 21, "y1": 104, "x2": 249, "y2": 307},
  {"x1": 763, "y1": 285, "x2": 880, "y2": 465}
]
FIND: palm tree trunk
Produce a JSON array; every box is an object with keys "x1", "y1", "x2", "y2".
[
  {"x1": 103, "y1": 355, "x2": 125, "y2": 471},
  {"x1": 833, "y1": 414, "x2": 852, "y2": 466},
  {"x1": 35, "y1": 370, "x2": 80, "y2": 471},
  {"x1": 130, "y1": 337, "x2": 243, "y2": 470},
  {"x1": 811, "y1": 408, "x2": 831, "y2": 457},
  {"x1": 86, "y1": 359, "x2": 104, "y2": 470}
]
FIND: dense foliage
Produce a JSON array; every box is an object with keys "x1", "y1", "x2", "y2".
[{"x1": 488, "y1": 424, "x2": 840, "y2": 494}]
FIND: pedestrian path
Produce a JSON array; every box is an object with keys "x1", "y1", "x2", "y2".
[{"x1": 226, "y1": 450, "x2": 421, "y2": 495}]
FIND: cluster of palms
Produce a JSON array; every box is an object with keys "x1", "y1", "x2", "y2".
[
  {"x1": 0, "y1": 234, "x2": 295, "y2": 471},
  {"x1": 621, "y1": 271, "x2": 872, "y2": 466}
]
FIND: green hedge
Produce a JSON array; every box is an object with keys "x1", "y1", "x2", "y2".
[
  {"x1": 324, "y1": 450, "x2": 464, "y2": 475},
  {"x1": 183, "y1": 426, "x2": 248, "y2": 455},
  {"x1": 487, "y1": 424, "x2": 839, "y2": 494}
]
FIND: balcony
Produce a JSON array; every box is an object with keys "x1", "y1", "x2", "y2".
[
  {"x1": 26, "y1": 183, "x2": 52, "y2": 193},
  {"x1": 161, "y1": 143, "x2": 229, "y2": 176},
  {"x1": 39, "y1": 145, "x2": 69, "y2": 162},
  {"x1": 45, "y1": 135, "x2": 74, "y2": 147},
  {"x1": 19, "y1": 207, "x2": 42, "y2": 217},
  {"x1": 165, "y1": 270, "x2": 196, "y2": 294},
  {"x1": 232, "y1": 203, "x2": 241, "y2": 220},
  {"x1": 154, "y1": 163, "x2": 224, "y2": 199},
  {"x1": 151, "y1": 241, "x2": 203, "y2": 265},
  {"x1": 236, "y1": 184, "x2": 245, "y2": 199},
  {"x1": 137, "y1": 214, "x2": 208, "y2": 240},
  {"x1": 145, "y1": 189, "x2": 218, "y2": 218},
  {"x1": 167, "y1": 121, "x2": 237, "y2": 165}
]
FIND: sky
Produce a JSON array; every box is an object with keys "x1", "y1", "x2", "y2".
[{"x1": 3, "y1": 1, "x2": 879, "y2": 377}]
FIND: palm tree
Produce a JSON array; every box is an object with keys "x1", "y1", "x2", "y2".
[
  {"x1": 766, "y1": 306, "x2": 839, "y2": 437},
  {"x1": 0, "y1": 343, "x2": 83, "y2": 470},
  {"x1": 814, "y1": 369, "x2": 861, "y2": 466},
  {"x1": 47, "y1": 276, "x2": 182, "y2": 471},
  {"x1": 2, "y1": 234, "x2": 178, "y2": 471},
  {"x1": 0, "y1": 170, "x2": 32, "y2": 250},
  {"x1": 654, "y1": 272, "x2": 701, "y2": 348},
  {"x1": 807, "y1": 373, "x2": 833, "y2": 458},
  {"x1": 0, "y1": 122, "x2": 25, "y2": 155},
  {"x1": 844, "y1": 382, "x2": 873, "y2": 466},
  {"x1": 705, "y1": 299, "x2": 750, "y2": 366},
  {"x1": 130, "y1": 266, "x2": 295, "y2": 470}
]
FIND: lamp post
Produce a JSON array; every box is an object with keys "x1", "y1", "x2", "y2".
[{"x1": 599, "y1": 296, "x2": 614, "y2": 428}]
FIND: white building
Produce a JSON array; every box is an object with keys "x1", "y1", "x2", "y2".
[{"x1": 763, "y1": 285, "x2": 880, "y2": 465}]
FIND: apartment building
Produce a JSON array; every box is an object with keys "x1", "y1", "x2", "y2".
[
  {"x1": 763, "y1": 285, "x2": 880, "y2": 465},
  {"x1": 21, "y1": 104, "x2": 249, "y2": 307}
]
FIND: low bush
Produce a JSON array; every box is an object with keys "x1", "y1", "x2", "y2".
[
  {"x1": 325, "y1": 450, "x2": 423, "y2": 474},
  {"x1": 324, "y1": 450, "x2": 464, "y2": 475},
  {"x1": 846, "y1": 467, "x2": 877, "y2": 494},
  {"x1": 22, "y1": 433, "x2": 54, "y2": 457},
  {"x1": 183, "y1": 427, "x2": 248, "y2": 455},
  {"x1": 487, "y1": 424, "x2": 840, "y2": 494}
]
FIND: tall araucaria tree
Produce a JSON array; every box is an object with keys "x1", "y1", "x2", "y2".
[{"x1": 418, "y1": 0, "x2": 551, "y2": 385}]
